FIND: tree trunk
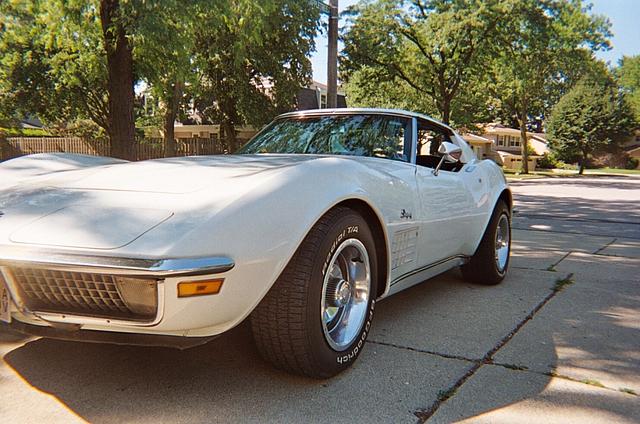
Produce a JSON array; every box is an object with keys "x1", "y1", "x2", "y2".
[
  {"x1": 163, "y1": 79, "x2": 184, "y2": 157},
  {"x1": 222, "y1": 120, "x2": 237, "y2": 153},
  {"x1": 441, "y1": 97, "x2": 451, "y2": 125},
  {"x1": 518, "y1": 103, "x2": 529, "y2": 174},
  {"x1": 100, "y1": 0, "x2": 136, "y2": 160},
  {"x1": 579, "y1": 150, "x2": 588, "y2": 175}
]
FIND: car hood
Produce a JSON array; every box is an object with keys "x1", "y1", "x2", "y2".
[
  {"x1": 53, "y1": 154, "x2": 319, "y2": 193},
  {"x1": 0, "y1": 155, "x2": 322, "y2": 251}
]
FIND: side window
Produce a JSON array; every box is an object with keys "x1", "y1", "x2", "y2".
[
  {"x1": 415, "y1": 120, "x2": 453, "y2": 169},
  {"x1": 376, "y1": 116, "x2": 411, "y2": 162},
  {"x1": 338, "y1": 115, "x2": 410, "y2": 162}
]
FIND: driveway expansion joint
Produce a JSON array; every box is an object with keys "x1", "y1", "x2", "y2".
[
  {"x1": 366, "y1": 339, "x2": 481, "y2": 364},
  {"x1": 593, "y1": 237, "x2": 618, "y2": 255},
  {"x1": 413, "y1": 273, "x2": 574, "y2": 423},
  {"x1": 512, "y1": 226, "x2": 640, "y2": 240}
]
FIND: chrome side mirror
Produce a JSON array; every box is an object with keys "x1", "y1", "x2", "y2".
[{"x1": 433, "y1": 142, "x2": 463, "y2": 176}]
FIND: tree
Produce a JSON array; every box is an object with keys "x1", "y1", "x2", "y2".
[
  {"x1": 99, "y1": 0, "x2": 136, "y2": 159},
  {"x1": 101, "y1": 0, "x2": 204, "y2": 158},
  {"x1": 617, "y1": 55, "x2": 640, "y2": 121},
  {"x1": 546, "y1": 76, "x2": 635, "y2": 174},
  {"x1": 486, "y1": 0, "x2": 611, "y2": 173},
  {"x1": 0, "y1": 1, "x2": 109, "y2": 135},
  {"x1": 0, "y1": 0, "x2": 201, "y2": 159},
  {"x1": 192, "y1": 0, "x2": 321, "y2": 152},
  {"x1": 134, "y1": 1, "x2": 203, "y2": 156},
  {"x1": 341, "y1": 0, "x2": 504, "y2": 126},
  {"x1": 344, "y1": 66, "x2": 439, "y2": 115}
]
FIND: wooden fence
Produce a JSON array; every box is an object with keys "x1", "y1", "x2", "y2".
[{"x1": 0, "y1": 136, "x2": 245, "y2": 161}]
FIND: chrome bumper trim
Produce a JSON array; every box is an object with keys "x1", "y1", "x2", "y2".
[{"x1": 0, "y1": 248, "x2": 235, "y2": 277}]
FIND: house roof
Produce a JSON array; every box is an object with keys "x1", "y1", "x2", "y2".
[
  {"x1": 482, "y1": 124, "x2": 546, "y2": 142},
  {"x1": 462, "y1": 133, "x2": 492, "y2": 144}
]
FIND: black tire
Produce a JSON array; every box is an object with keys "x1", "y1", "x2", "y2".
[
  {"x1": 250, "y1": 206, "x2": 378, "y2": 378},
  {"x1": 461, "y1": 201, "x2": 511, "y2": 285}
]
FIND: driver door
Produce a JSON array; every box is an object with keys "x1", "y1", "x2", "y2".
[{"x1": 414, "y1": 120, "x2": 476, "y2": 266}]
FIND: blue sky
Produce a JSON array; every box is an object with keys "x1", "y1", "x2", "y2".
[{"x1": 310, "y1": 0, "x2": 640, "y2": 84}]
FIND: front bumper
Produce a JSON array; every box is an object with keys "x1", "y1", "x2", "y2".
[
  {"x1": 3, "y1": 319, "x2": 217, "y2": 349},
  {"x1": 0, "y1": 248, "x2": 235, "y2": 337}
]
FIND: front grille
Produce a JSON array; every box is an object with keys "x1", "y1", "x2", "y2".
[{"x1": 8, "y1": 267, "x2": 156, "y2": 321}]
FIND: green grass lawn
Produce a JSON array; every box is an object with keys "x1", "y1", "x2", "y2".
[
  {"x1": 504, "y1": 167, "x2": 640, "y2": 180},
  {"x1": 584, "y1": 167, "x2": 640, "y2": 175},
  {"x1": 503, "y1": 169, "x2": 576, "y2": 180}
]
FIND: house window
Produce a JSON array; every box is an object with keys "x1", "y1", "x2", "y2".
[
  {"x1": 320, "y1": 94, "x2": 327, "y2": 109},
  {"x1": 509, "y1": 136, "x2": 520, "y2": 147}
]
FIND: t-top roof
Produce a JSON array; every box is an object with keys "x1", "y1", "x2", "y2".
[{"x1": 277, "y1": 108, "x2": 453, "y2": 132}]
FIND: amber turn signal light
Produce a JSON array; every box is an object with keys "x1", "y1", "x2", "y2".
[{"x1": 177, "y1": 279, "x2": 224, "y2": 298}]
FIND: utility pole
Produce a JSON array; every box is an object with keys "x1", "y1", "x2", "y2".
[{"x1": 327, "y1": 0, "x2": 338, "y2": 109}]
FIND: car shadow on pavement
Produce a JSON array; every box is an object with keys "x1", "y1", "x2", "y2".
[{"x1": 3, "y1": 321, "x2": 325, "y2": 422}]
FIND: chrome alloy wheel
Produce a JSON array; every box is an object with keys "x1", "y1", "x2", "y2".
[
  {"x1": 321, "y1": 238, "x2": 371, "y2": 351},
  {"x1": 495, "y1": 214, "x2": 510, "y2": 272}
]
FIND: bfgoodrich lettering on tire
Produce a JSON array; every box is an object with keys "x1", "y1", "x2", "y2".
[{"x1": 251, "y1": 206, "x2": 378, "y2": 378}]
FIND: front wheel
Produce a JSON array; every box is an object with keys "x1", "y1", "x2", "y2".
[
  {"x1": 251, "y1": 207, "x2": 378, "y2": 378},
  {"x1": 461, "y1": 201, "x2": 511, "y2": 285}
]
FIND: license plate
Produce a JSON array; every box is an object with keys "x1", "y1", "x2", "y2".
[{"x1": 0, "y1": 277, "x2": 10, "y2": 323}]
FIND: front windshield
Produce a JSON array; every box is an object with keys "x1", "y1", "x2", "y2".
[{"x1": 238, "y1": 114, "x2": 411, "y2": 161}]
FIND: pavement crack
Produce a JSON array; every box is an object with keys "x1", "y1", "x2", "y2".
[
  {"x1": 593, "y1": 238, "x2": 618, "y2": 255},
  {"x1": 547, "y1": 251, "x2": 572, "y2": 271},
  {"x1": 511, "y1": 265, "x2": 555, "y2": 272},
  {"x1": 414, "y1": 362, "x2": 482, "y2": 422},
  {"x1": 490, "y1": 362, "x2": 637, "y2": 395},
  {"x1": 511, "y1": 226, "x2": 640, "y2": 240},
  {"x1": 516, "y1": 214, "x2": 640, "y2": 226},
  {"x1": 414, "y1": 273, "x2": 574, "y2": 423},
  {"x1": 367, "y1": 339, "x2": 480, "y2": 364}
]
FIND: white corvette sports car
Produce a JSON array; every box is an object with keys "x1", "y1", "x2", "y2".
[{"x1": 0, "y1": 109, "x2": 511, "y2": 377}]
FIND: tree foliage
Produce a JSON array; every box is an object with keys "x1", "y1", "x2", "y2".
[
  {"x1": 0, "y1": 0, "x2": 108, "y2": 133},
  {"x1": 341, "y1": 0, "x2": 612, "y2": 173},
  {"x1": 546, "y1": 75, "x2": 635, "y2": 174},
  {"x1": 485, "y1": 0, "x2": 611, "y2": 172},
  {"x1": 133, "y1": 0, "x2": 202, "y2": 155},
  {"x1": 341, "y1": 0, "x2": 503, "y2": 126},
  {"x1": 616, "y1": 55, "x2": 640, "y2": 121},
  {"x1": 192, "y1": 0, "x2": 321, "y2": 151},
  {"x1": 1, "y1": 0, "x2": 321, "y2": 157}
]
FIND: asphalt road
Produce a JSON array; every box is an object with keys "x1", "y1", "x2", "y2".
[{"x1": 1, "y1": 175, "x2": 639, "y2": 423}]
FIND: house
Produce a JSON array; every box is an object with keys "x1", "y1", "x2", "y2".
[
  {"x1": 172, "y1": 124, "x2": 256, "y2": 141},
  {"x1": 462, "y1": 124, "x2": 549, "y2": 170},
  {"x1": 461, "y1": 133, "x2": 494, "y2": 160},
  {"x1": 296, "y1": 81, "x2": 347, "y2": 110},
  {"x1": 627, "y1": 145, "x2": 640, "y2": 168}
]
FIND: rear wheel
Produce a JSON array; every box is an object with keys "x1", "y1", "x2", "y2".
[
  {"x1": 461, "y1": 201, "x2": 511, "y2": 285},
  {"x1": 251, "y1": 206, "x2": 378, "y2": 378}
]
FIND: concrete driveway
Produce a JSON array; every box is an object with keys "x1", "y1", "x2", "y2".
[{"x1": 1, "y1": 176, "x2": 639, "y2": 423}]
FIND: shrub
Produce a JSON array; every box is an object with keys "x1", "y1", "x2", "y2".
[{"x1": 536, "y1": 152, "x2": 558, "y2": 169}]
